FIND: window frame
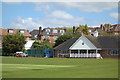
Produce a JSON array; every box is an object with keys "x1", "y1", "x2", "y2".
[
  {"x1": 46, "y1": 29, "x2": 50, "y2": 34},
  {"x1": 20, "y1": 30, "x2": 25, "y2": 34},
  {"x1": 54, "y1": 36, "x2": 58, "y2": 40},
  {"x1": 53, "y1": 29, "x2": 58, "y2": 33},
  {"x1": 60, "y1": 30, "x2": 64, "y2": 34},
  {"x1": 8, "y1": 29, "x2": 14, "y2": 33}
]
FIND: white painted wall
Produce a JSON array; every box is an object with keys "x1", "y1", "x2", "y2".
[
  {"x1": 24, "y1": 40, "x2": 35, "y2": 50},
  {"x1": 94, "y1": 30, "x2": 98, "y2": 37},
  {"x1": 69, "y1": 35, "x2": 97, "y2": 50}
]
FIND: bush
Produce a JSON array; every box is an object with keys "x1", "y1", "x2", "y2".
[{"x1": 2, "y1": 52, "x2": 14, "y2": 56}]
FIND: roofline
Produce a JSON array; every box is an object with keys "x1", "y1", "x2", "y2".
[
  {"x1": 43, "y1": 28, "x2": 66, "y2": 30},
  {"x1": 69, "y1": 35, "x2": 97, "y2": 50},
  {"x1": 3, "y1": 29, "x2": 27, "y2": 30},
  {"x1": 53, "y1": 37, "x2": 78, "y2": 50}
]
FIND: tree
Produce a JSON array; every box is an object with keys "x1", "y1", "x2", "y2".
[
  {"x1": 2, "y1": 32, "x2": 26, "y2": 54},
  {"x1": 104, "y1": 24, "x2": 112, "y2": 27},
  {"x1": 32, "y1": 40, "x2": 40, "y2": 49},
  {"x1": 54, "y1": 33, "x2": 81, "y2": 47},
  {"x1": 32, "y1": 39, "x2": 54, "y2": 49},
  {"x1": 82, "y1": 24, "x2": 89, "y2": 35},
  {"x1": 66, "y1": 26, "x2": 78, "y2": 33},
  {"x1": 54, "y1": 34, "x2": 72, "y2": 47}
]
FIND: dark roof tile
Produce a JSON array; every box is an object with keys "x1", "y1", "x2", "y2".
[
  {"x1": 54, "y1": 35, "x2": 119, "y2": 50},
  {"x1": 54, "y1": 37, "x2": 79, "y2": 50}
]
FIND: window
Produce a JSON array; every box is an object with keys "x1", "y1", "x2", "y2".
[
  {"x1": 49, "y1": 40, "x2": 51, "y2": 43},
  {"x1": 53, "y1": 29, "x2": 57, "y2": 33},
  {"x1": 8, "y1": 30, "x2": 13, "y2": 33},
  {"x1": 43, "y1": 36, "x2": 45, "y2": 39},
  {"x1": 46, "y1": 29, "x2": 50, "y2": 34},
  {"x1": 115, "y1": 32, "x2": 118, "y2": 35},
  {"x1": 89, "y1": 30, "x2": 91, "y2": 32},
  {"x1": 46, "y1": 36, "x2": 49, "y2": 39},
  {"x1": 43, "y1": 36, "x2": 49, "y2": 39},
  {"x1": 82, "y1": 42, "x2": 84, "y2": 45},
  {"x1": 27, "y1": 37, "x2": 29, "y2": 40},
  {"x1": 54, "y1": 36, "x2": 57, "y2": 40},
  {"x1": 110, "y1": 26, "x2": 113, "y2": 29},
  {"x1": 20, "y1": 30, "x2": 25, "y2": 34},
  {"x1": 111, "y1": 50, "x2": 119, "y2": 55},
  {"x1": 60, "y1": 30, "x2": 64, "y2": 34},
  {"x1": 107, "y1": 50, "x2": 110, "y2": 55}
]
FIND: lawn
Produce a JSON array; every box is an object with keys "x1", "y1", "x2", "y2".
[{"x1": 2, "y1": 57, "x2": 118, "y2": 78}]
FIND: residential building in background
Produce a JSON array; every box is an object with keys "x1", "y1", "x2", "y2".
[
  {"x1": 88, "y1": 27, "x2": 99, "y2": 37},
  {"x1": 109, "y1": 24, "x2": 120, "y2": 35},
  {"x1": 1, "y1": 29, "x2": 32, "y2": 40},
  {"x1": 37, "y1": 27, "x2": 66, "y2": 44},
  {"x1": 0, "y1": 28, "x2": 34, "y2": 50},
  {"x1": 88, "y1": 24, "x2": 120, "y2": 36},
  {"x1": 30, "y1": 29, "x2": 39, "y2": 40}
]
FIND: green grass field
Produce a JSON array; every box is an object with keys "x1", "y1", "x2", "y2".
[{"x1": 2, "y1": 57, "x2": 118, "y2": 78}]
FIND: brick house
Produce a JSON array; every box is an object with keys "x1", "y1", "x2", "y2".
[
  {"x1": 1, "y1": 28, "x2": 32, "y2": 40},
  {"x1": 87, "y1": 24, "x2": 120, "y2": 36},
  {"x1": 53, "y1": 35, "x2": 119, "y2": 59},
  {"x1": 30, "y1": 29, "x2": 39, "y2": 40},
  {"x1": 110, "y1": 24, "x2": 120, "y2": 35},
  {"x1": 100, "y1": 24, "x2": 120, "y2": 35},
  {"x1": 38, "y1": 27, "x2": 66, "y2": 44}
]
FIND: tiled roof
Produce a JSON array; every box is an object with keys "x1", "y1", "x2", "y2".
[
  {"x1": 88, "y1": 27, "x2": 100, "y2": 32},
  {"x1": 54, "y1": 37, "x2": 79, "y2": 50},
  {"x1": 85, "y1": 35, "x2": 101, "y2": 48},
  {"x1": 1, "y1": 29, "x2": 32, "y2": 37},
  {"x1": 54, "y1": 35, "x2": 119, "y2": 50},
  {"x1": 84, "y1": 35, "x2": 119, "y2": 49},
  {"x1": 111, "y1": 24, "x2": 120, "y2": 32}
]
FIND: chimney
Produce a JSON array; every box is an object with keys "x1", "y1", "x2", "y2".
[
  {"x1": 39, "y1": 26, "x2": 42, "y2": 35},
  {"x1": 64, "y1": 28, "x2": 66, "y2": 32},
  {"x1": 100, "y1": 24, "x2": 103, "y2": 30},
  {"x1": 107, "y1": 24, "x2": 110, "y2": 32},
  {"x1": 38, "y1": 26, "x2": 42, "y2": 40},
  {"x1": 116, "y1": 24, "x2": 119, "y2": 27},
  {"x1": 73, "y1": 26, "x2": 75, "y2": 34}
]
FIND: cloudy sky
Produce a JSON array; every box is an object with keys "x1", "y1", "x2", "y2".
[{"x1": 1, "y1": 1, "x2": 119, "y2": 31}]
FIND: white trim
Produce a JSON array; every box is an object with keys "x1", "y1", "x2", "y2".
[
  {"x1": 97, "y1": 48, "x2": 102, "y2": 50},
  {"x1": 69, "y1": 35, "x2": 98, "y2": 50}
]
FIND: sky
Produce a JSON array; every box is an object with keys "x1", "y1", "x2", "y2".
[{"x1": 1, "y1": 1, "x2": 119, "y2": 31}]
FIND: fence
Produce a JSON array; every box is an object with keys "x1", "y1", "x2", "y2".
[
  {"x1": 27, "y1": 49, "x2": 45, "y2": 57},
  {"x1": 70, "y1": 53, "x2": 101, "y2": 58},
  {"x1": 27, "y1": 49, "x2": 53, "y2": 57}
]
